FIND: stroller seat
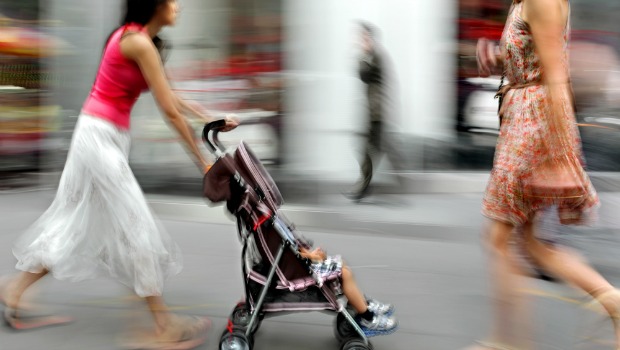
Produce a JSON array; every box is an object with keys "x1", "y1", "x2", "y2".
[
  {"x1": 247, "y1": 270, "x2": 335, "y2": 312},
  {"x1": 248, "y1": 269, "x2": 321, "y2": 292},
  {"x1": 244, "y1": 243, "x2": 340, "y2": 311}
]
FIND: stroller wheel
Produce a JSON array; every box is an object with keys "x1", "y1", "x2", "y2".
[
  {"x1": 340, "y1": 338, "x2": 373, "y2": 350},
  {"x1": 334, "y1": 312, "x2": 358, "y2": 342},
  {"x1": 219, "y1": 327, "x2": 253, "y2": 350},
  {"x1": 231, "y1": 303, "x2": 262, "y2": 334}
]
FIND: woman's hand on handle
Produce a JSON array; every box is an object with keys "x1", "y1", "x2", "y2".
[{"x1": 222, "y1": 114, "x2": 240, "y2": 132}]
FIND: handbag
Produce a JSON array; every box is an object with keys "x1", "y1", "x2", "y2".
[
  {"x1": 524, "y1": 154, "x2": 586, "y2": 200},
  {"x1": 525, "y1": 154, "x2": 588, "y2": 225}
]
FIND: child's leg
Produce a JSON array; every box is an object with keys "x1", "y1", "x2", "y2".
[
  {"x1": 341, "y1": 265, "x2": 368, "y2": 314},
  {"x1": 339, "y1": 263, "x2": 398, "y2": 336}
]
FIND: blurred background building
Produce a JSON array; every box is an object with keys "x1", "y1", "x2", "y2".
[
  {"x1": 0, "y1": 0, "x2": 618, "y2": 196},
  {"x1": 0, "y1": 0, "x2": 63, "y2": 173}
]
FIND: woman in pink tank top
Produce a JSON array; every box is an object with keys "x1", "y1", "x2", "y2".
[{"x1": 2, "y1": 0, "x2": 237, "y2": 348}]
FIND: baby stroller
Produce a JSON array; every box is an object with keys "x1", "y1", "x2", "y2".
[{"x1": 202, "y1": 120, "x2": 376, "y2": 350}]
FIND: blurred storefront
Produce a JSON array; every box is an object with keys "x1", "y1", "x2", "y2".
[
  {"x1": 4, "y1": 0, "x2": 620, "y2": 192},
  {"x1": 0, "y1": 0, "x2": 64, "y2": 173}
]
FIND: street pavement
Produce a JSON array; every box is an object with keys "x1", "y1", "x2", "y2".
[{"x1": 2, "y1": 188, "x2": 620, "y2": 349}]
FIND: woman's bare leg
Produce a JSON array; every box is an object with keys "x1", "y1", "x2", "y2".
[
  {"x1": 522, "y1": 221, "x2": 613, "y2": 296},
  {"x1": 2, "y1": 270, "x2": 73, "y2": 330},
  {"x1": 144, "y1": 296, "x2": 172, "y2": 333},
  {"x1": 522, "y1": 221, "x2": 620, "y2": 346},
  {"x1": 477, "y1": 219, "x2": 532, "y2": 349},
  {"x1": 4, "y1": 270, "x2": 48, "y2": 309}
]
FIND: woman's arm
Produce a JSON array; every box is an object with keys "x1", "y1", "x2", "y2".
[
  {"x1": 525, "y1": 0, "x2": 568, "y2": 85},
  {"x1": 525, "y1": 0, "x2": 572, "y2": 147},
  {"x1": 174, "y1": 95, "x2": 239, "y2": 131},
  {"x1": 121, "y1": 34, "x2": 211, "y2": 172},
  {"x1": 173, "y1": 95, "x2": 213, "y2": 122}
]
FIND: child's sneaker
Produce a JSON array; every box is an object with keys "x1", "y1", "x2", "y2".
[
  {"x1": 357, "y1": 314, "x2": 398, "y2": 337},
  {"x1": 367, "y1": 299, "x2": 395, "y2": 316}
]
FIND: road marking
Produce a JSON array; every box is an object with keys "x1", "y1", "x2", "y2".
[
  {"x1": 520, "y1": 288, "x2": 586, "y2": 305},
  {"x1": 520, "y1": 288, "x2": 608, "y2": 314},
  {"x1": 348, "y1": 265, "x2": 391, "y2": 269}
]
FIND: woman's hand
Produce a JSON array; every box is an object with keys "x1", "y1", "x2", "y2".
[
  {"x1": 476, "y1": 38, "x2": 500, "y2": 77},
  {"x1": 222, "y1": 114, "x2": 240, "y2": 132}
]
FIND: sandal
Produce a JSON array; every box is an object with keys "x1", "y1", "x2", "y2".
[
  {"x1": 3, "y1": 305, "x2": 74, "y2": 331},
  {"x1": 589, "y1": 289, "x2": 620, "y2": 350},
  {"x1": 121, "y1": 315, "x2": 211, "y2": 350}
]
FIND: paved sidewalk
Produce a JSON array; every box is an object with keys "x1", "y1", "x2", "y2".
[
  {"x1": 5, "y1": 181, "x2": 620, "y2": 242},
  {"x1": 146, "y1": 189, "x2": 620, "y2": 277},
  {"x1": 148, "y1": 192, "x2": 486, "y2": 241}
]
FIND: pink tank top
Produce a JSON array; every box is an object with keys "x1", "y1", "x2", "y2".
[{"x1": 82, "y1": 24, "x2": 149, "y2": 130}]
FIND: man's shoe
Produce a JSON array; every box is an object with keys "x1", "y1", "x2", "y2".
[{"x1": 343, "y1": 191, "x2": 365, "y2": 202}]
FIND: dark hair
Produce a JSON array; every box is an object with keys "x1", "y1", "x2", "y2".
[
  {"x1": 358, "y1": 21, "x2": 379, "y2": 41},
  {"x1": 122, "y1": 0, "x2": 168, "y2": 53},
  {"x1": 104, "y1": 0, "x2": 171, "y2": 58}
]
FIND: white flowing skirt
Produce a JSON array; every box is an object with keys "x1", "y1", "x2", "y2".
[{"x1": 13, "y1": 114, "x2": 183, "y2": 297}]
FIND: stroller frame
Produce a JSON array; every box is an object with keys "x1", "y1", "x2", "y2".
[{"x1": 202, "y1": 121, "x2": 372, "y2": 350}]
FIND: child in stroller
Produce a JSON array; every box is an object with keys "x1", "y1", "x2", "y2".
[
  {"x1": 298, "y1": 246, "x2": 398, "y2": 336},
  {"x1": 202, "y1": 120, "x2": 398, "y2": 350}
]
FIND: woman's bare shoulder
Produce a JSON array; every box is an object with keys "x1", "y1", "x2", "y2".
[
  {"x1": 521, "y1": 0, "x2": 568, "y2": 24},
  {"x1": 119, "y1": 32, "x2": 155, "y2": 60}
]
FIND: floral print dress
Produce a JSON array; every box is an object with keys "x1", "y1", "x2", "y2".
[{"x1": 481, "y1": 1, "x2": 598, "y2": 226}]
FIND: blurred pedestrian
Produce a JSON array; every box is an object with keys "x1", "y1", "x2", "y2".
[
  {"x1": 1, "y1": 0, "x2": 237, "y2": 348},
  {"x1": 469, "y1": 0, "x2": 620, "y2": 349},
  {"x1": 344, "y1": 21, "x2": 406, "y2": 202}
]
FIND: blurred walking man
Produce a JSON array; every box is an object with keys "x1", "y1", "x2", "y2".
[{"x1": 345, "y1": 22, "x2": 405, "y2": 202}]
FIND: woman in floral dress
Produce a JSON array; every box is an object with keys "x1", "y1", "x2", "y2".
[{"x1": 470, "y1": 0, "x2": 620, "y2": 348}]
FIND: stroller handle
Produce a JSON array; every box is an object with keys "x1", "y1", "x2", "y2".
[{"x1": 202, "y1": 119, "x2": 227, "y2": 154}]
